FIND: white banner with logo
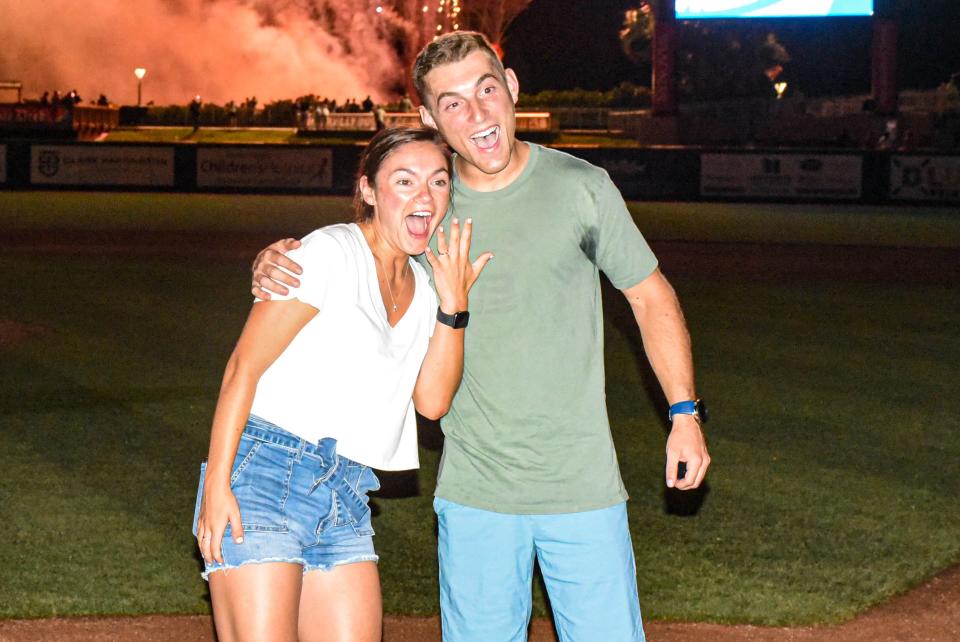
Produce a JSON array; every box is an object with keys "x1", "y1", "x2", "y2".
[
  {"x1": 701, "y1": 153, "x2": 862, "y2": 199},
  {"x1": 197, "y1": 147, "x2": 333, "y2": 189},
  {"x1": 889, "y1": 155, "x2": 960, "y2": 202},
  {"x1": 0, "y1": 144, "x2": 6, "y2": 183},
  {"x1": 30, "y1": 145, "x2": 174, "y2": 186}
]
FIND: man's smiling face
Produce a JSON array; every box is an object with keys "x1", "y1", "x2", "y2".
[{"x1": 419, "y1": 50, "x2": 525, "y2": 190}]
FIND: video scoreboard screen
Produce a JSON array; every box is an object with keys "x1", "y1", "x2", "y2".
[{"x1": 676, "y1": 1, "x2": 874, "y2": 19}]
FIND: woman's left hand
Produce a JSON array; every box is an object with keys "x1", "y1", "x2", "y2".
[{"x1": 425, "y1": 218, "x2": 493, "y2": 313}]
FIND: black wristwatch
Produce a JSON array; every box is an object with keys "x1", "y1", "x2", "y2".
[{"x1": 437, "y1": 307, "x2": 469, "y2": 329}]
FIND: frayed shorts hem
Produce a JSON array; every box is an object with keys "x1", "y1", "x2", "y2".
[{"x1": 202, "y1": 554, "x2": 380, "y2": 581}]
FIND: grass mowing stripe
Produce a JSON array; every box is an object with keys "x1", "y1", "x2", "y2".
[
  {"x1": 3, "y1": 192, "x2": 959, "y2": 248},
  {"x1": 0, "y1": 407, "x2": 211, "y2": 617},
  {"x1": 0, "y1": 192, "x2": 353, "y2": 235},
  {"x1": 2, "y1": 219, "x2": 959, "y2": 623},
  {"x1": 600, "y1": 274, "x2": 960, "y2": 624},
  {"x1": 626, "y1": 201, "x2": 960, "y2": 248}
]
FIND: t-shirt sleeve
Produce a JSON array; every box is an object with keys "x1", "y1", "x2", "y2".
[
  {"x1": 584, "y1": 170, "x2": 659, "y2": 290},
  {"x1": 258, "y1": 230, "x2": 344, "y2": 310}
]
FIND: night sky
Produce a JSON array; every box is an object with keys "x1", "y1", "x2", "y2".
[
  {"x1": 502, "y1": 0, "x2": 960, "y2": 97},
  {"x1": 2, "y1": 0, "x2": 957, "y2": 105}
]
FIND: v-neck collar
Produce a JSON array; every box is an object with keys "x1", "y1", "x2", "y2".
[{"x1": 351, "y1": 224, "x2": 417, "y2": 331}]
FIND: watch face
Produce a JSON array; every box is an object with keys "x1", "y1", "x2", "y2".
[
  {"x1": 695, "y1": 399, "x2": 708, "y2": 423},
  {"x1": 437, "y1": 308, "x2": 469, "y2": 329}
]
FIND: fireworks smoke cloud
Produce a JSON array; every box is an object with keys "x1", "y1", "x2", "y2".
[{"x1": 0, "y1": 0, "x2": 418, "y2": 105}]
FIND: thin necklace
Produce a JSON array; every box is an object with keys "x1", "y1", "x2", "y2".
[{"x1": 374, "y1": 255, "x2": 408, "y2": 313}]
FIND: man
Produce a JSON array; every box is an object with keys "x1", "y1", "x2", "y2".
[
  {"x1": 189, "y1": 95, "x2": 202, "y2": 132},
  {"x1": 315, "y1": 101, "x2": 330, "y2": 131},
  {"x1": 252, "y1": 32, "x2": 709, "y2": 642},
  {"x1": 374, "y1": 104, "x2": 387, "y2": 131}
]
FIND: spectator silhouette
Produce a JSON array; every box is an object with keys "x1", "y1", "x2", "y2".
[
  {"x1": 374, "y1": 104, "x2": 386, "y2": 131},
  {"x1": 190, "y1": 95, "x2": 202, "y2": 132},
  {"x1": 315, "y1": 102, "x2": 329, "y2": 130}
]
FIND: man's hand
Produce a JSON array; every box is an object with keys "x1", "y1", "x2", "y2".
[
  {"x1": 665, "y1": 414, "x2": 710, "y2": 490},
  {"x1": 251, "y1": 238, "x2": 303, "y2": 299}
]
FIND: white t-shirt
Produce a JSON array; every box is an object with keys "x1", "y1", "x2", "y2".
[{"x1": 249, "y1": 223, "x2": 437, "y2": 470}]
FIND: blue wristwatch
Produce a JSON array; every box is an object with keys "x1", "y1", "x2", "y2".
[{"x1": 668, "y1": 399, "x2": 707, "y2": 423}]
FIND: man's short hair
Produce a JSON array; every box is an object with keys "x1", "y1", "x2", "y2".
[{"x1": 412, "y1": 31, "x2": 508, "y2": 108}]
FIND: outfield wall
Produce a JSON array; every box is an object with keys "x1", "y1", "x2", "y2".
[{"x1": 1, "y1": 141, "x2": 957, "y2": 204}]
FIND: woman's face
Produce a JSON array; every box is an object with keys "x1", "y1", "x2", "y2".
[{"x1": 360, "y1": 141, "x2": 451, "y2": 256}]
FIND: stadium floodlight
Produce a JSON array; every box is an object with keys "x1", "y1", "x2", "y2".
[{"x1": 134, "y1": 68, "x2": 147, "y2": 106}]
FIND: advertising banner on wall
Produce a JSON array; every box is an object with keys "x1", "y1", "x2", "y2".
[
  {"x1": 701, "y1": 153, "x2": 862, "y2": 199},
  {"x1": 889, "y1": 156, "x2": 960, "y2": 202},
  {"x1": 0, "y1": 104, "x2": 69, "y2": 126},
  {"x1": 197, "y1": 147, "x2": 333, "y2": 189},
  {"x1": 583, "y1": 149, "x2": 698, "y2": 200},
  {"x1": 0, "y1": 144, "x2": 6, "y2": 184},
  {"x1": 30, "y1": 145, "x2": 174, "y2": 186}
]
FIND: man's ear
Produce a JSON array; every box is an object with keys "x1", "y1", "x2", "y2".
[
  {"x1": 359, "y1": 175, "x2": 376, "y2": 207},
  {"x1": 419, "y1": 104, "x2": 438, "y2": 130},
  {"x1": 505, "y1": 68, "x2": 520, "y2": 105}
]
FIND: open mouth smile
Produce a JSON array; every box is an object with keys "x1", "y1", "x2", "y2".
[
  {"x1": 470, "y1": 125, "x2": 500, "y2": 150},
  {"x1": 404, "y1": 210, "x2": 433, "y2": 237}
]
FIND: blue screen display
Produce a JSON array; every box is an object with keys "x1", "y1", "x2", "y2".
[{"x1": 676, "y1": 1, "x2": 874, "y2": 19}]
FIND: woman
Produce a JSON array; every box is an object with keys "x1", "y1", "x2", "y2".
[{"x1": 192, "y1": 127, "x2": 491, "y2": 642}]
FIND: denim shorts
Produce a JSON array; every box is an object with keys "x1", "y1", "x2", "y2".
[{"x1": 191, "y1": 415, "x2": 380, "y2": 580}]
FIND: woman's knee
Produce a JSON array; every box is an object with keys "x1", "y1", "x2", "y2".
[
  {"x1": 209, "y1": 562, "x2": 303, "y2": 642},
  {"x1": 298, "y1": 561, "x2": 382, "y2": 642}
]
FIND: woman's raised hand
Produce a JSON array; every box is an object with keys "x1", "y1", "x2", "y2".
[{"x1": 424, "y1": 218, "x2": 492, "y2": 313}]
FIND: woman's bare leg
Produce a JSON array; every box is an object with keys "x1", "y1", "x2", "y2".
[
  {"x1": 298, "y1": 561, "x2": 382, "y2": 642},
  {"x1": 208, "y1": 562, "x2": 304, "y2": 642}
]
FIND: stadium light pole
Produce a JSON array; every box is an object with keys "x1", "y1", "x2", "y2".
[
  {"x1": 134, "y1": 68, "x2": 147, "y2": 106},
  {"x1": 652, "y1": 0, "x2": 677, "y2": 117},
  {"x1": 871, "y1": 0, "x2": 898, "y2": 115}
]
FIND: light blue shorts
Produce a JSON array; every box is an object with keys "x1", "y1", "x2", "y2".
[
  {"x1": 434, "y1": 498, "x2": 645, "y2": 642},
  {"x1": 192, "y1": 415, "x2": 380, "y2": 580}
]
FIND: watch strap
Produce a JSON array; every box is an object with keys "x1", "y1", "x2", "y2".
[
  {"x1": 668, "y1": 399, "x2": 705, "y2": 422},
  {"x1": 437, "y1": 307, "x2": 469, "y2": 329}
]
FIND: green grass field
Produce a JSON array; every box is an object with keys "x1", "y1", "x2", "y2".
[
  {"x1": 102, "y1": 127, "x2": 633, "y2": 148},
  {"x1": 1, "y1": 193, "x2": 959, "y2": 625},
  {"x1": 104, "y1": 127, "x2": 366, "y2": 146},
  {"x1": 3, "y1": 191, "x2": 959, "y2": 248}
]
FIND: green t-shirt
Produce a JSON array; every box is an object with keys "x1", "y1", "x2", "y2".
[{"x1": 432, "y1": 143, "x2": 658, "y2": 514}]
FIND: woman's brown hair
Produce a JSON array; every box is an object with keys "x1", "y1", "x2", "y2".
[{"x1": 353, "y1": 127, "x2": 452, "y2": 223}]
